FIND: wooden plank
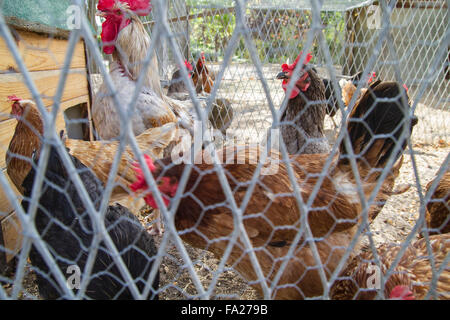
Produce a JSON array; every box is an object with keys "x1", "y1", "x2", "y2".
[
  {"x1": 0, "y1": 68, "x2": 89, "y2": 121},
  {"x1": 0, "y1": 168, "x2": 21, "y2": 218},
  {"x1": 0, "y1": 211, "x2": 22, "y2": 269},
  {"x1": 0, "y1": 100, "x2": 79, "y2": 170},
  {"x1": 0, "y1": 29, "x2": 86, "y2": 73}
]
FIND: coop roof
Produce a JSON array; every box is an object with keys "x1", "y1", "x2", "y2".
[{"x1": 1, "y1": 0, "x2": 74, "y2": 38}]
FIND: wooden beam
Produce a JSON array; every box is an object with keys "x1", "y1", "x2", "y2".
[
  {"x1": 394, "y1": 1, "x2": 447, "y2": 9},
  {"x1": 0, "y1": 69, "x2": 89, "y2": 121},
  {"x1": 0, "y1": 168, "x2": 21, "y2": 218},
  {"x1": 0, "y1": 29, "x2": 87, "y2": 73},
  {"x1": 0, "y1": 211, "x2": 22, "y2": 270}
]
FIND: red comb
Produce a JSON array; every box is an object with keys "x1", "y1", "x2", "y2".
[
  {"x1": 127, "y1": 0, "x2": 152, "y2": 15},
  {"x1": 282, "y1": 52, "x2": 312, "y2": 73},
  {"x1": 97, "y1": 0, "x2": 115, "y2": 11},
  {"x1": 97, "y1": 0, "x2": 151, "y2": 16},
  {"x1": 7, "y1": 95, "x2": 21, "y2": 102},
  {"x1": 201, "y1": 52, "x2": 206, "y2": 61},
  {"x1": 184, "y1": 60, "x2": 193, "y2": 72},
  {"x1": 368, "y1": 72, "x2": 376, "y2": 83},
  {"x1": 403, "y1": 84, "x2": 408, "y2": 91}
]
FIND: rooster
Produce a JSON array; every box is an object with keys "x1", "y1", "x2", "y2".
[
  {"x1": 6, "y1": 96, "x2": 175, "y2": 202},
  {"x1": 424, "y1": 163, "x2": 450, "y2": 235},
  {"x1": 330, "y1": 234, "x2": 450, "y2": 300},
  {"x1": 276, "y1": 52, "x2": 330, "y2": 155},
  {"x1": 22, "y1": 143, "x2": 159, "y2": 299},
  {"x1": 130, "y1": 81, "x2": 417, "y2": 299},
  {"x1": 93, "y1": 0, "x2": 193, "y2": 142}
]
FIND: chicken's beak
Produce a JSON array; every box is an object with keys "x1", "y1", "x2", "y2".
[
  {"x1": 96, "y1": 10, "x2": 106, "y2": 17},
  {"x1": 276, "y1": 71, "x2": 288, "y2": 80}
]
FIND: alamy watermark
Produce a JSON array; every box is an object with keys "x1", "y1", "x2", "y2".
[
  {"x1": 66, "y1": 5, "x2": 82, "y2": 30},
  {"x1": 366, "y1": 263, "x2": 382, "y2": 290},
  {"x1": 66, "y1": 264, "x2": 81, "y2": 290},
  {"x1": 367, "y1": 5, "x2": 381, "y2": 30}
]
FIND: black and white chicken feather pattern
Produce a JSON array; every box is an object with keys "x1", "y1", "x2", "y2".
[{"x1": 280, "y1": 67, "x2": 330, "y2": 155}]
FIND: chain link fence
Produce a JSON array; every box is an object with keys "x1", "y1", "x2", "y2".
[{"x1": 0, "y1": 0, "x2": 448, "y2": 300}]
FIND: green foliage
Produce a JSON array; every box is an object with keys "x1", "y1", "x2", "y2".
[
  {"x1": 189, "y1": 10, "x2": 236, "y2": 61},
  {"x1": 187, "y1": 7, "x2": 344, "y2": 64}
]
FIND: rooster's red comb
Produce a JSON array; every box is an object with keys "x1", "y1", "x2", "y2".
[
  {"x1": 281, "y1": 52, "x2": 312, "y2": 73},
  {"x1": 7, "y1": 95, "x2": 21, "y2": 102},
  {"x1": 184, "y1": 60, "x2": 193, "y2": 72},
  {"x1": 97, "y1": 0, "x2": 152, "y2": 16}
]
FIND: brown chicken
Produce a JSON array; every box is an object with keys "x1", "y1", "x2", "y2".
[
  {"x1": 276, "y1": 52, "x2": 330, "y2": 155},
  {"x1": 130, "y1": 81, "x2": 417, "y2": 299},
  {"x1": 6, "y1": 97, "x2": 175, "y2": 201},
  {"x1": 424, "y1": 163, "x2": 450, "y2": 235},
  {"x1": 338, "y1": 72, "x2": 377, "y2": 108},
  {"x1": 193, "y1": 53, "x2": 234, "y2": 135},
  {"x1": 330, "y1": 234, "x2": 450, "y2": 300},
  {"x1": 321, "y1": 70, "x2": 375, "y2": 118},
  {"x1": 193, "y1": 52, "x2": 215, "y2": 94}
]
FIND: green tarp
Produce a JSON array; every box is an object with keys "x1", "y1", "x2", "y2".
[{"x1": 1, "y1": 0, "x2": 75, "y2": 37}]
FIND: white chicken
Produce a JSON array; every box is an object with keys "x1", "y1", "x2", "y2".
[{"x1": 93, "y1": 0, "x2": 194, "y2": 141}]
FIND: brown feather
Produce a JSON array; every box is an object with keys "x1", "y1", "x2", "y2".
[
  {"x1": 330, "y1": 234, "x2": 450, "y2": 300},
  {"x1": 7, "y1": 100, "x2": 176, "y2": 203},
  {"x1": 424, "y1": 165, "x2": 450, "y2": 235}
]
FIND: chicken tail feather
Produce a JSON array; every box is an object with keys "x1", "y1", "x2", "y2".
[{"x1": 338, "y1": 81, "x2": 417, "y2": 170}]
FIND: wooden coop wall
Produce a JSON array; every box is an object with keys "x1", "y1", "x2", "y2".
[{"x1": 0, "y1": 28, "x2": 90, "y2": 270}]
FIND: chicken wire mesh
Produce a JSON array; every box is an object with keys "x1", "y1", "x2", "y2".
[{"x1": 0, "y1": 0, "x2": 448, "y2": 300}]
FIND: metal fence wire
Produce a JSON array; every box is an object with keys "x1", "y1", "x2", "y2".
[{"x1": 0, "y1": 0, "x2": 448, "y2": 300}]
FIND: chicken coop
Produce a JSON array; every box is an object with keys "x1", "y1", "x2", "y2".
[{"x1": 0, "y1": 0, "x2": 449, "y2": 301}]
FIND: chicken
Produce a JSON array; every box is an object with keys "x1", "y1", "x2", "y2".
[
  {"x1": 6, "y1": 97, "x2": 175, "y2": 202},
  {"x1": 21, "y1": 143, "x2": 159, "y2": 299},
  {"x1": 338, "y1": 72, "x2": 377, "y2": 108},
  {"x1": 130, "y1": 81, "x2": 417, "y2": 299},
  {"x1": 93, "y1": 0, "x2": 193, "y2": 141},
  {"x1": 207, "y1": 97, "x2": 234, "y2": 135},
  {"x1": 424, "y1": 163, "x2": 450, "y2": 235},
  {"x1": 322, "y1": 71, "x2": 376, "y2": 117},
  {"x1": 167, "y1": 60, "x2": 196, "y2": 100},
  {"x1": 193, "y1": 52, "x2": 215, "y2": 94},
  {"x1": 330, "y1": 234, "x2": 450, "y2": 300},
  {"x1": 276, "y1": 52, "x2": 330, "y2": 155},
  {"x1": 167, "y1": 56, "x2": 234, "y2": 135}
]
